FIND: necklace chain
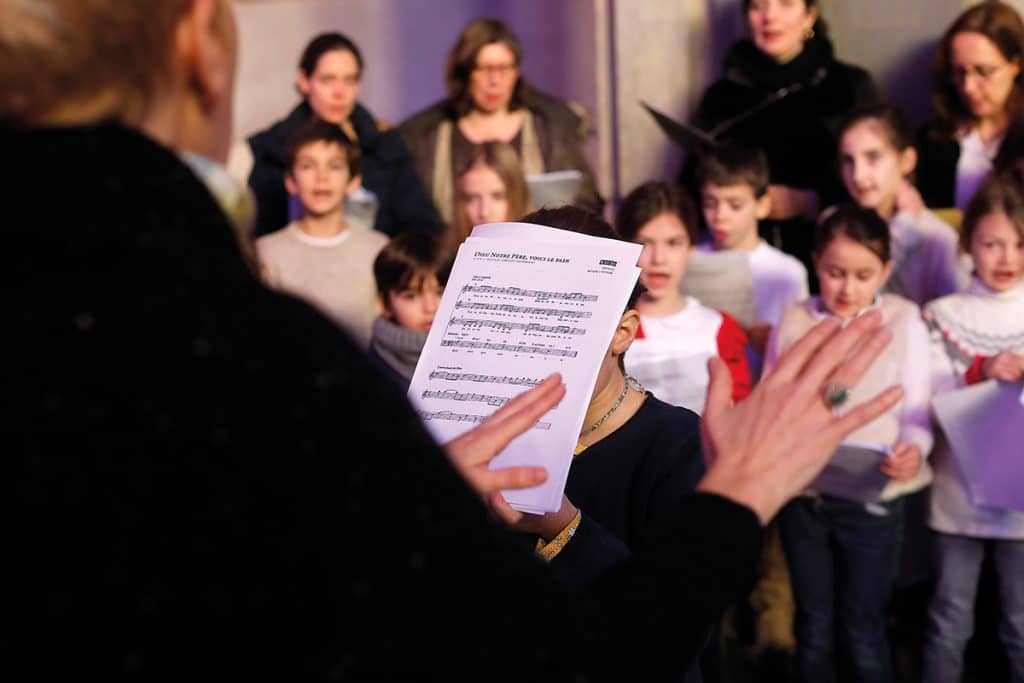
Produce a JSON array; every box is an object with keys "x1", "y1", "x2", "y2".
[{"x1": 579, "y1": 375, "x2": 644, "y2": 439}]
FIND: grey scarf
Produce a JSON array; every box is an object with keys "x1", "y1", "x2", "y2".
[{"x1": 369, "y1": 316, "x2": 428, "y2": 381}]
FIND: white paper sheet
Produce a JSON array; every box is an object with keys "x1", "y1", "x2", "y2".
[
  {"x1": 807, "y1": 441, "x2": 892, "y2": 503},
  {"x1": 679, "y1": 250, "x2": 758, "y2": 329},
  {"x1": 626, "y1": 352, "x2": 712, "y2": 415},
  {"x1": 526, "y1": 170, "x2": 583, "y2": 210},
  {"x1": 408, "y1": 222, "x2": 641, "y2": 513},
  {"x1": 932, "y1": 379, "x2": 1024, "y2": 512}
]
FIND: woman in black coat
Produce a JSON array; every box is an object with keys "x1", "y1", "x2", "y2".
[{"x1": 681, "y1": 0, "x2": 879, "y2": 291}]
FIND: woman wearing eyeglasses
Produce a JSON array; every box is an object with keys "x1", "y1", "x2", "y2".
[
  {"x1": 916, "y1": 1, "x2": 1024, "y2": 211},
  {"x1": 398, "y1": 18, "x2": 603, "y2": 229}
]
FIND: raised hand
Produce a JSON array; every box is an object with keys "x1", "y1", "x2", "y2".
[
  {"x1": 698, "y1": 310, "x2": 904, "y2": 523},
  {"x1": 443, "y1": 373, "x2": 566, "y2": 500},
  {"x1": 982, "y1": 350, "x2": 1024, "y2": 382}
]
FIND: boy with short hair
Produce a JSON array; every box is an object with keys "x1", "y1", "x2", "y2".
[
  {"x1": 697, "y1": 141, "x2": 810, "y2": 362},
  {"x1": 256, "y1": 118, "x2": 388, "y2": 349},
  {"x1": 696, "y1": 141, "x2": 808, "y2": 663},
  {"x1": 368, "y1": 230, "x2": 452, "y2": 388}
]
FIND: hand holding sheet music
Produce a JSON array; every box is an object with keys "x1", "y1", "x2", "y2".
[{"x1": 408, "y1": 221, "x2": 641, "y2": 513}]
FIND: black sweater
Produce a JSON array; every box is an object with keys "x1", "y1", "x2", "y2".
[
  {"x1": 6, "y1": 123, "x2": 761, "y2": 682},
  {"x1": 561, "y1": 395, "x2": 710, "y2": 683}
]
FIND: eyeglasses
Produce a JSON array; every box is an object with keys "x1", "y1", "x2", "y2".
[
  {"x1": 949, "y1": 62, "x2": 1011, "y2": 84},
  {"x1": 472, "y1": 63, "x2": 517, "y2": 78}
]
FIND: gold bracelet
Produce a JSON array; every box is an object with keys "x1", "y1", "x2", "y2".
[{"x1": 534, "y1": 509, "x2": 582, "y2": 562}]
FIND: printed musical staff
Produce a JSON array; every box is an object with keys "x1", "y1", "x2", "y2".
[
  {"x1": 449, "y1": 317, "x2": 586, "y2": 335},
  {"x1": 428, "y1": 371, "x2": 545, "y2": 386},
  {"x1": 440, "y1": 339, "x2": 578, "y2": 357},
  {"x1": 416, "y1": 409, "x2": 551, "y2": 430},
  {"x1": 461, "y1": 284, "x2": 598, "y2": 302},
  {"x1": 421, "y1": 389, "x2": 509, "y2": 407},
  {"x1": 453, "y1": 301, "x2": 592, "y2": 318}
]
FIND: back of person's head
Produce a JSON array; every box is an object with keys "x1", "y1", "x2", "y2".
[
  {"x1": 373, "y1": 230, "x2": 454, "y2": 299},
  {"x1": 836, "y1": 101, "x2": 915, "y2": 155},
  {"x1": 615, "y1": 181, "x2": 699, "y2": 244},
  {"x1": 523, "y1": 205, "x2": 645, "y2": 372},
  {"x1": 0, "y1": 0, "x2": 219, "y2": 127},
  {"x1": 452, "y1": 141, "x2": 532, "y2": 244},
  {"x1": 522, "y1": 206, "x2": 645, "y2": 311},
  {"x1": 284, "y1": 118, "x2": 362, "y2": 178},
  {"x1": 298, "y1": 32, "x2": 363, "y2": 78},
  {"x1": 696, "y1": 141, "x2": 771, "y2": 198},
  {"x1": 814, "y1": 203, "x2": 892, "y2": 264},
  {"x1": 932, "y1": 1, "x2": 1024, "y2": 134},
  {"x1": 960, "y1": 171, "x2": 1024, "y2": 251},
  {"x1": 445, "y1": 18, "x2": 528, "y2": 118}
]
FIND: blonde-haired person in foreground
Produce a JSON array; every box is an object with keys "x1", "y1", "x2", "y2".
[{"x1": 4, "y1": 1, "x2": 904, "y2": 680}]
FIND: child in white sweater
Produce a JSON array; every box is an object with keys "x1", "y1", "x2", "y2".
[
  {"x1": 921, "y1": 173, "x2": 1024, "y2": 683},
  {"x1": 766, "y1": 203, "x2": 932, "y2": 683}
]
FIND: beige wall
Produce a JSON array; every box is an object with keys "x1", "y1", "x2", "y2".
[{"x1": 232, "y1": 0, "x2": 997, "y2": 212}]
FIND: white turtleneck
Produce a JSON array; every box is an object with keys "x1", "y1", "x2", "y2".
[{"x1": 923, "y1": 277, "x2": 1024, "y2": 539}]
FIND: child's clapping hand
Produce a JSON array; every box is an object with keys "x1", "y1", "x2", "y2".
[
  {"x1": 881, "y1": 442, "x2": 922, "y2": 482},
  {"x1": 982, "y1": 350, "x2": 1024, "y2": 383}
]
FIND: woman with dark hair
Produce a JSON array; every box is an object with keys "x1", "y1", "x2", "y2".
[
  {"x1": 681, "y1": 0, "x2": 879, "y2": 293},
  {"x1": 244, "y1": 32, "x2": 440, "y2": 237},
  {"x1": 398, "y1": 18, "x2": 603, "y2": 228},
  {"x1": 915, "y1": 1, "x2": 1024, "y2": 211}
]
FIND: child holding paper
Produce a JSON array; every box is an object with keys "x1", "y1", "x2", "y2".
[
  {"x1": 615, "y1": 180, "x2": 751, "y2": 413},
  {"x1": 921, "y1": 173, "x2": 1024, "y2": 683},
  {"x1": 697, "y1": 141, "x2": 810, "y2": 662},
  {"x1": 766, "y1": 203, "x2": 933, "y2": 683},
  {"x1": 836, "y1": 102, "x2": 969, "y2": 307},
  {"x1": 697, "y1": 142, "x2": 810, "y2": 376}
]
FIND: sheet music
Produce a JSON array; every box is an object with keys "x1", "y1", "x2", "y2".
[
  {"x1": 932, "y1": 379, "x2": 1024, "y2": 512},
  {"x1": 679, "y1": 250, "x2": 758, "y2": 329},
  {"x1": 408, "y1": 222, "x2": 642, "y2": 513},
  {"x1": 807, "y1": 441, "x2": 892, "y2": 503}
]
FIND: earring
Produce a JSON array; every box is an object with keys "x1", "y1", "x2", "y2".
[{"x1": 804, "y1": 27, "x2": 815, "y2": 39}]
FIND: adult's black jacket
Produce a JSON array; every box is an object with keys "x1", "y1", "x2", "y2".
[
  {"x1": 247, "y1": 101, "x2": 441, "y2": 237},
  {"x1": 6, "y1": 123, "x2": 761, "y2": 681}
]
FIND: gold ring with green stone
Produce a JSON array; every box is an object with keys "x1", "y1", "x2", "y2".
[{"x1": 822, "y1": 382, "x2": 850, "y2": 408}]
